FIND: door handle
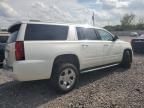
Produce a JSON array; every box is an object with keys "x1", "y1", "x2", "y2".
[
  {"x1": 104, "y1": 44, "x2": 109, "y2": 46},
  {"x1": 82, "y1": 44, "x2": 88, "y2": 48}
]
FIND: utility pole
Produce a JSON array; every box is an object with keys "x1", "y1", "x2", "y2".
[
  {"x1": 92, "y1": 12, "x2": 95, "y2": 26},
  {"x1": 107, "y1": 19, "x2": 110, "y2": 26}
]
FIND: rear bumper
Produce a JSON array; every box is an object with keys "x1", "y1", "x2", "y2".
[
  {"x1": 3, "y1": 60, "x2": 52, "y2": 81},
  {"x1": 2, "y1": 68, "x2": 18, "y2": 80}
]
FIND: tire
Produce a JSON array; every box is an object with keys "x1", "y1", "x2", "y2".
[
  {"x1": 120, "y1": 50, "x2": 132, "y2": 69},
  {"x1": 51, "y1": 63, "x2": 79, "y2": 93}
]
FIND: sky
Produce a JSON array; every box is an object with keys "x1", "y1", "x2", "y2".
[{"x1": 0, "y1": 0, "x2": 144, "y2": 28}]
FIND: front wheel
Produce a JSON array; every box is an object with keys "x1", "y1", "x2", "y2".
[
  {"x1": 120, "y1": 50, "x2": 132, "y2": 69},
  {"x1": 51, "y1": 63, "x2": 79, "y2": 93}
]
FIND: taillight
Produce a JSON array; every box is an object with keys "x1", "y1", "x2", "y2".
[{"x1": 15, "y1": 41, "x2": 25, "y2": 61}]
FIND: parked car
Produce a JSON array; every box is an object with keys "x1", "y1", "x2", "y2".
[
  {"x1": 3, "y1": 21, "x2": 133, "y2": 93},
  {"x1": 131, "y1": 34, "x2": 144, "y2": 53},
  {"x1": 0, "y1": 42, "x2": 6, "y2": 67},
  {"x1": 130, "y1": 32, "x2": 139, "y2": 37},
  {"x1": 0, "y1": 34, "x2": 9, "y2": 67}
]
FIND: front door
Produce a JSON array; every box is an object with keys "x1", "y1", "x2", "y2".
[{"x1": 97, "y1": 29, "x2": 122, "y2": 65}]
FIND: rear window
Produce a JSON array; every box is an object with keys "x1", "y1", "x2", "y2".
[
  {"x1": 7, "y1": 24, "x2": 21, "y2": 43},
  {"x1": 7, "y1": 31, "x2": 18, "y2": 43},
  {"x1": 25, "y1": 24, "x2": 69, "y2": 40}
]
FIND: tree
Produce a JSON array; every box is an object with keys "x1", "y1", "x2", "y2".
[
  {"x1": 137, "y1": 17, "x2": 144, "y2": 24},
  {"x1": 120, "y1": 13, "x2": 135, "y2": 28},
  {"x1": 104, "y1": 13, "x2": 144, "y2": 31},
  {"x1": 137, "y1": 17, "x2": 144, "y2": 30}
]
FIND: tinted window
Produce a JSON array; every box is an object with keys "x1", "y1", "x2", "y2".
[
  {"x1": 7, "y1": 31, "x2": 18, "y2": 43},
  {"x1": 7, "y1": 24, "x2": 21, "y2": 43},
  {"x1": 97, "y1": 29, "x2": 113, "y2": 41},
  {"x1": 76, "y1": 27, "x2": 98, "y2": 40},
  {"x1": 8, "y1": 24, "x2": 21, "y2": 33},
  {"x1": 25, "y1": 24, "x2": 69, "y2": 40}
]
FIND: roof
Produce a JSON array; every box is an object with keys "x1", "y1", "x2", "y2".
[{"x1": 9, "y1": 20, "x2": 103, "y2": 30}]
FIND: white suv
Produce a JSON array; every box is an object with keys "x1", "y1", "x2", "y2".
[{"x1": 4, "y1": 21, "x2": 133, "y2": 93}]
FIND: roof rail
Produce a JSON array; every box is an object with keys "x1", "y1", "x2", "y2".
[
  {"x1": 28, "y1": 19, "x2": 93, "y2": 27},
  {"x1": 29, "y1": 19, "x2": 41, "y2": 22},
  {"x1": 29, "y1": 19, "x2": 85, "y2": 25}
]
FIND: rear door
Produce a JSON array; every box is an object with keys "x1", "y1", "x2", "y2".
[
  {"x1": 24, "y1": 24, "x2": 69, "y2": 61},
  {"x1": 23, "y1": 24, "x2": 69, "y2": 79},
  {"x1": 76, "y1": 27, "x2": 103, "y2": 70}
]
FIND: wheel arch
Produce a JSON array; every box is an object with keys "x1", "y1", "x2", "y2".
[
  {"x1": 50, "y1": 54, "x2": 80, "y2": 93},
  {"x1": 52, "y1": 54, "x2": 80, "y2": 72}
]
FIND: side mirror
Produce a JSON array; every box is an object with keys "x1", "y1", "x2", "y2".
[{"x1": 113, "y1": 35, "x2": 119, "y2": 41}]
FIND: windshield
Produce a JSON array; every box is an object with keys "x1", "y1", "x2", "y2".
[
  {"x1": 137, "y1": 34, "x2": 144, "y2": 39},
  {"x1": 140, "y1": 34, "x2": 144, "y2": 38}
]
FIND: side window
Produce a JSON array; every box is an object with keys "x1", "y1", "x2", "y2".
[
  {"x1": 25, "y1": 24, "x2": 69, "y2": 40},
  {"x1": 97, "y1": 29, "x2": 113, "y2": 41},
  {"x1": 76, "y1": 27, "x2": 98, "y2": 40}
]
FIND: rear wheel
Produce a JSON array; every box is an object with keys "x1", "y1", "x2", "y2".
[
  {"x1": 51, "y1": 63, "x2": 79, "y2": 93},
  {"x1": 120, "y1": 50, "x2": 132, "y2": 69}
]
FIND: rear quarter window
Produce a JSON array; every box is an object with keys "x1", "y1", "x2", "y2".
[{"x1": 25, "y1": 24, "x2": 69, "y2": 40}]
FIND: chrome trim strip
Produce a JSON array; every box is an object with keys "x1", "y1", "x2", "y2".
[{"x1": 81, "y1": 63, "x2": 119, "y2": 73}]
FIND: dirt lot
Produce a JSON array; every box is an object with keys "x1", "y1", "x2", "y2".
[{"x1": 0, "y1": 36, "x2": 144, "y2": 108}]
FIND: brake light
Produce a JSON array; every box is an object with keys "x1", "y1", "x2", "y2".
[{"x1": 15, "y1": 41, "x2": 25, "y2": 61}]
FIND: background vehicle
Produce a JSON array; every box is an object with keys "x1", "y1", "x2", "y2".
[
  {"x1": 130, "y1": 32, "x2": 139, "y2": 37},
  {"x1": 0, "y1": 32, "x2": 9, "y2": 67},
  {"x1": 0, "y1": 43, "x2": 6, "y2": 67},
  {"x1": 131, "y1": 34, "x2": 144, "y2": 53},
  {"x1": 4, "y1": 21, "x2": 133, "y2": 93}
]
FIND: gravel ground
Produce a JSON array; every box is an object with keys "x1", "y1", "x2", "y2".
[{"x1": 0, "y1": 36, "x2": 144, "y2": 108}]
